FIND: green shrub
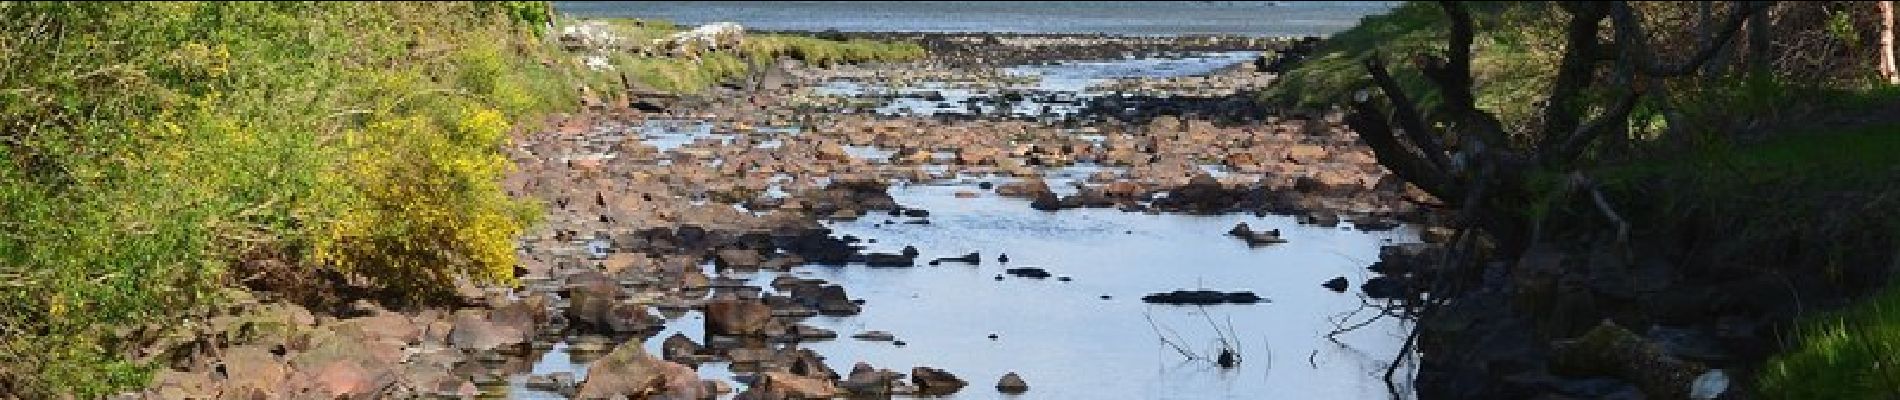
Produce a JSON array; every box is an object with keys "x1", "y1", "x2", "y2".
[{"x1": 0, "y1": 1, "x2": 571, "y2": 395}]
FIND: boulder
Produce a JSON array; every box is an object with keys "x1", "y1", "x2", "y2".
[
  {"x1": 841, "y1": 363, "x2": 901, "y2": 396},
  {"x1": 748, "y1": 371, "x2": 841, "y2": 399},
  {"x1": 1141, "y1": 290, "x2": 1265, "y2": 305},
  {"x1": 661, "y1": 333, "x2": 701, "y2": 362},
  {"x1": 220, "y1": 345, "x2": 290, "y2": 393},
  {"x1": 717, "y1": 248, "x2": 764, "y2": 269},
  {"x1": 1323, "y1": 277, "x2": 1350, "y2": 293},
  {"x1": 911, "y1": 367, "x2": 967, "y2": 396},
  {"x1": 448, "y1": 310, "x2": 527, "y2": 352},
  {"x1": 576, "y1": 342, "x2": 706, "y2": 399},
  {"x1": 705, "y1": 300, "x2": 773, "y2": 336},
  {"x1": 996, "y1": 372, "x2": 1029, "y2": 394}
]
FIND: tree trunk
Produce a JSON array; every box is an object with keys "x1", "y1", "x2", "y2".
[
  {"x1": 1881, "y1": 1, "x2": 1898, "y2": 84},
  {"x1": 1747, "y1": 2, "x2": 1772, "y2": 77}
]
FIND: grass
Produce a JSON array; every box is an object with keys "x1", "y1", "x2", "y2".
[
  {"x1": 0, "y1": 2, "x2": 582, "y2": 396},
  {"x1": 1757, "y1": 287, "x2": 1900, "y2": 399},
  {"x1": 1265, "y1": 1, "x2": 1562, "y2": 132},
  {"x1": 568, "y1": 17, "x2": 926, "y2": 93}
]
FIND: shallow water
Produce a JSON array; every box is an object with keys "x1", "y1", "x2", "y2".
[
  {"x1": 511, "y1": 50, "x2": 1413, "y2": 399},
  {"x1": 513, "y1": 179, "x2": 1418, "y2": 399},
  {"x1": 816, "y1": 51, "x2": 1264, "y2": 119}
]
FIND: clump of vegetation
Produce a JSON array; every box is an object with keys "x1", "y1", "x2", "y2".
[
  {"x1": 1757, "y1": 287, "x2": 1900, "y2": 399},
  {"x1": 1266, "y1": 1, "x2": 1561, "y2": 128},
  {"x1": 0, "y1": 2, "x2": 584, "y2": 396},
  {"x1": 569, "y1": 17, "x2": 926, "y2": 93}
]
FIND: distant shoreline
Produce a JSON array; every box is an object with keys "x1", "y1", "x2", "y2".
[{"x1": 553, "y1": 1, "x2": 1399, "y2": 37}]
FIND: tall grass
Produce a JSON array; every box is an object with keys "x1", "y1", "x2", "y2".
[
  {"x1": 0, "y1": 2, "x2": 580, "y2": 396},
  {"x1": 1757, "y1": 287, "x2": 1900, "y2": 399},
  {"x1": 575, "y1": 18, "x2": 926, "y2": 93}
]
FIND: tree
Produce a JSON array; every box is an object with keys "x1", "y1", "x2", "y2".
[
  {"x1": 1344, "y1": 1, "x2": 1770, "y2": 259},
  {"x1": 1881, "y1": 1, "x2": 1898, "y2": 84}
]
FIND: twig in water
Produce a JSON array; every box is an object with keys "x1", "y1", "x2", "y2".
[{"x1": 1145, "y1": 309, "x2": 1200, "y2": 360}]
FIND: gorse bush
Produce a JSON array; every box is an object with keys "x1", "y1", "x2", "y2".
[{"x1": 0, "y1": 1, "x2": 580, "y2": 396}]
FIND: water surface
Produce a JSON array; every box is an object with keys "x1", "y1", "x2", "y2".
[{"x1": 555, "y1": 1, "x2": 1401, "y2": 36}]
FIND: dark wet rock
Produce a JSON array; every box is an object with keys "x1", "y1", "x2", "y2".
[
  {"x1": 787, "y1": 324, "x2": 838, "y2": 341},
  {"x1": 1004, "y1": 267, "x2": 1051, "y2": 279},
  {"x1": 996, "y1": 372, "x2": 1028, "y2": 394},
  {"x1": 852, "y1": 330, "x2": 896, "y2": 342},
  {"x1": 705, "y1": 300, "x2": 773, "y2": 337},
  {"x1": 789, "y1": 284, "x2": 860, "y2": 316},
  {"x1": 1149, "y1": 174, "x2": 1241, "y2": 213},
  {"x1": 1323, "y1": 277, "x2": 1350, "y2": 293},
  {"x1": 842, "y1": 362, "x2": 902, "y2": 396},
  {"x1": 575, "y1": 341, "x2": 705, "y2": 399},
  {"x1": 777, "y1": 229, "x2": 856, "y2": 264},
  {"x1": 858, "y1": 252, "x2": 915, "y2": 268},
  {"x1": 1029, "y1": 192, "x2": 1066, "y2": 211},
  {"x1": 902, "y1": 208, "x2": 930, "y2": 218},
  {"x1": 1141, "y1": 290, "x2": 1265, "y2": 305},
  {"x1": 786, "y1": 348, "x2": 838, "y2": 380},
  {"x1": 1227, "y1": 222, "x2": 1254, "y2": 237},
  {"x1": 1352, "y1": 214, "x2": 1401, "y2": 231},
  {"x1": 716, "y1": 248, "x2": 765, "y2": 269},
  {"x1": 565, "y1": 272, "x2": 659, "y2": 334},
  {"x1": 524, "y1": 371, "x2": 578, "y2": 394},
  {"x1": 661, "y1": 333, "x2": 701, "y2": 363},
  {"x1": 933, "y1": 252, "x2": 981, "y2": 265},
  {"x1": 911, "y1": 367, "x2": 967, "y2": 396},
  {"x1": 1361, "y1": 276, "x2": 1406, "y2": 299}
]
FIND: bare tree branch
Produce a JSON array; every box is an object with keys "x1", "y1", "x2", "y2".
[
  {"x1": 1364, "y1": 54, "x2": 1452, "y2": 170},
  {"x1": 1346, "y1": 99, "x2": 1460, "y2": 203},
  {"x1": 1638, "y1": 1, "x2": 1772, "y2": 77}
]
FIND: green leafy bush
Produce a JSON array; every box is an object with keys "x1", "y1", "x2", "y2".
[{"x1": 0, "y1": 2, "x2": 573, "y2": 395}]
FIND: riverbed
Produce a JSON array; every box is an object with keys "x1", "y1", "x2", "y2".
[{"x1": 505, "y1": 48, "x2": 1419, "y2": 399}]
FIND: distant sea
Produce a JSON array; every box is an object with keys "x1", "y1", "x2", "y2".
[{"x1": 553, "y1": 1, "x2": 1401, "y2": 37}]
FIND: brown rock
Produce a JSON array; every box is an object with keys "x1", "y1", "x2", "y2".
[
  {"x1": 750, "y1": 371, "x2": 841, "y2": 399},
  {"x1": 220, "y1": 345, "x2": 289, "y2": 393},
  {"x1": 304, "y1": 359, "x2": 377, "y2": 397},
  {"x1": 911, "y1": 366, "x2": 967, "y2": 395},
  {"x1": 705, "y1": 300, "x2": 772, "y2": 336},
  {"x1": 996, "y1": 372, "x2": 1028, "y2": 394},
  {"x1": 717, "y1": 249, "x2": 763, "y2": 269},
  {"x1": 576, "y1": 342, "x2": 706, "y2": 399}
]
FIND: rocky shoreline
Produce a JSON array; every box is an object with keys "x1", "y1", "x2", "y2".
[{"x1": 123, "y1": 33, "x2": 1428, "y2": 399}]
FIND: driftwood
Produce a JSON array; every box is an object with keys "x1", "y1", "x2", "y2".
[{"x1": 1551, "y1": 320, "x2": 1709, "y2": 399}]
